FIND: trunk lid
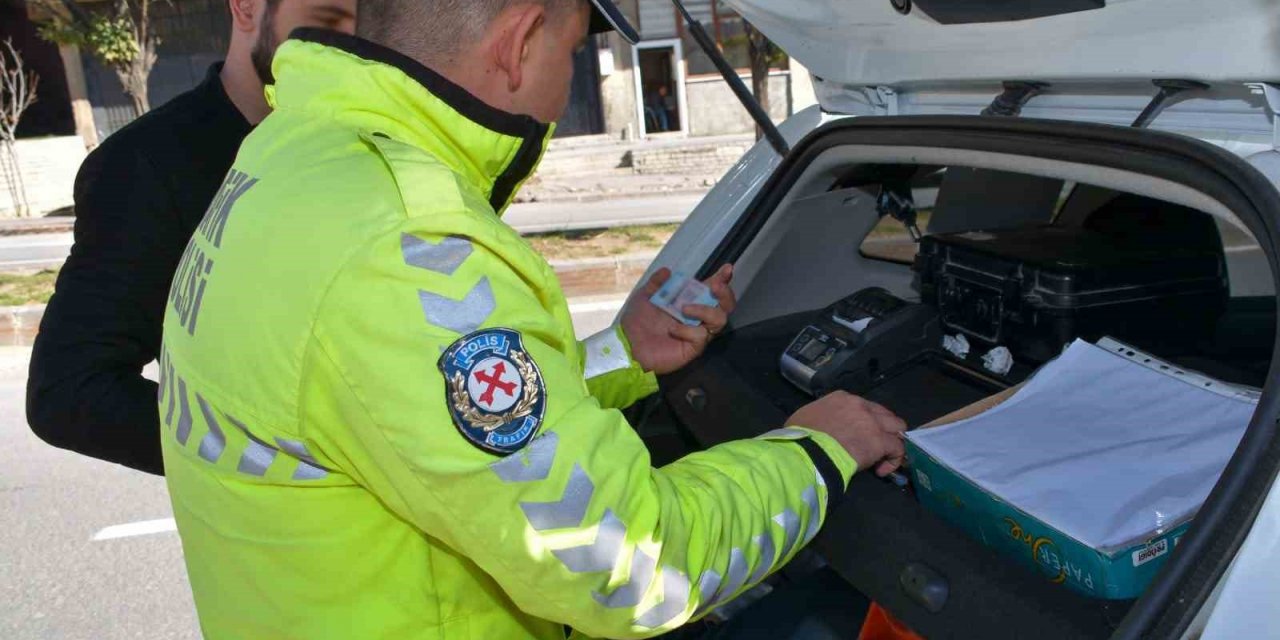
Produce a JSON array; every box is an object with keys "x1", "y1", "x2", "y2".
[{"x1": 725, "y1": 0, "x2": 1280, "y2": 90}]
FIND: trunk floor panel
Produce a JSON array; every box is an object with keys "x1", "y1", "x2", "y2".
[{"x1": 655, "y1": 299, "x2": 1274, "y2": 638}]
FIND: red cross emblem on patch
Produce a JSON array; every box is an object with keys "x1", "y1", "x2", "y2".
[
  {"x1": 467, "y1": 357, "x2": 525, "y2": 413},
  {"x1": 441, "y1": 328, "x2": 546, "y2": 454}
]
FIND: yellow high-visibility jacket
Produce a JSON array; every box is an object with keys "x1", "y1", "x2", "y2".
[{"x1": 159, "y1": 29, "x2": 856, "y2": 640}]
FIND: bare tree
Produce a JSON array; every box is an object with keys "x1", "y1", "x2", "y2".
[
  {"x1": 37, "y1": 0, "x2": 159, "y2": 116},
  {"x1": 0, "y1": 39, "x2": 39, "y2": 217}
]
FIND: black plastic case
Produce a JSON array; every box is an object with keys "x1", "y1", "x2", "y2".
[{"x1": 914, "y1": 225, "x2": 1228, "y2": 363}]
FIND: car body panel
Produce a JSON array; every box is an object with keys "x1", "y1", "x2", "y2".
[
  {"x1": 635, "y1": 112, "x2": 1280, "y2": 636},
  {"x1": 814, "y1": 82, "x2": 1277, "y2": 157},
  {"x1": 640, "y1": 105, "x2": 832, "y2": 283},
  {"x1": 636, "y1": 2, "x2": 1280, "y2": 634},
  {"x1": 1198, "y1": 471, "x2": 1280, "y2": 638},
  {"x1": 724, "y1": 0, "x2": 1280, "y2": 90}
]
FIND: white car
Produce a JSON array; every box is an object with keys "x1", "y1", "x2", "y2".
[{"x1": 632, "y1": 1, "x2": 1280, "y2": 638}]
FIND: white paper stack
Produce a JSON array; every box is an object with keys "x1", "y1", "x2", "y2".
[{"x1": 907, "y1": 339, "x2": 1258, "y2": 551}]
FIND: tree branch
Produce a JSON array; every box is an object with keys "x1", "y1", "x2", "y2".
[
  {"x1": 0, "y1": 39, "x2": 39, "y2": 215},
  {"x1": 0, "y1": 39, "x2": 40, "y2": 143}
]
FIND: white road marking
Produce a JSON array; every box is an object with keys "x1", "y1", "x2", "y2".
[
  {"x1": 567, "y1": 297, "x2": 628, "y2": 315},
  {"x1": 92, "y1": 518, "x2": 177, "y2": 541}
]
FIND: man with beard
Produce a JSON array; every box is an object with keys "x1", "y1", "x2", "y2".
[{"x1": 26, "y1": 0, "x2": 356, "y2": 474}]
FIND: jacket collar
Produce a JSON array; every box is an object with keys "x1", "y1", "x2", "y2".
[{"x1": 269, "y1": 29, "x2": 554, "y2": 215}]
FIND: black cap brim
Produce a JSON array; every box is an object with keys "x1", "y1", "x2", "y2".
[{"x1": 589, "y1": 0, "x2": 640, "y2": 44}]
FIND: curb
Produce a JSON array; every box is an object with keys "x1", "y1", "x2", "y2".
[
  {"x1": 551, "y1": 253, "x2": 656, "y2": 299},
  {"x1": 0, "y1": 219, "x2": 75, "y2": 237},
  {"x1": 549, "y1": 252, "x2": 656, "y2": 273}
]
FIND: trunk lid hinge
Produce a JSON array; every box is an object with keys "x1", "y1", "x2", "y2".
[
  {"x1": 871, "y1": 86, "x2": 900, "y2": 116},
  {"x1": 981, "y1": 81, "x2": 1050, "y2": 117},
  {"x1": 1131, "y1": 79, "x2": 1210, "y2": 129}
]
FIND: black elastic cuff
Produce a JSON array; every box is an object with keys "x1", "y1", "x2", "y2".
[{"x1": 795, "y1": 437, "x2": 848, "y2": 520}]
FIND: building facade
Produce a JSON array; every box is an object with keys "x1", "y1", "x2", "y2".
[
  {"x1": 25, "y1": 0, "x2": 818, "y2": 149},
  {"x1": 598, "y1": 0, "x2": 817, "y2": 141}
]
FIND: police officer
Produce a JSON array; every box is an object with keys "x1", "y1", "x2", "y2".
[{"x1": 158, "y1": 1, "x2": 908, "y2": 638}]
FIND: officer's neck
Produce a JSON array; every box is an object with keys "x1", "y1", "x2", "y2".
[{"x1": 426, "y1": 52, "x2": 525, "y2": 122}]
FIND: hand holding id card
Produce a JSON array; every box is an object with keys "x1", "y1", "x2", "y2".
[{"x1": 649, "y1": 271, "x2": 720, "y2": 327}]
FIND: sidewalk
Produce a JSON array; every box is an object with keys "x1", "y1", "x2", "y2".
[
  {"x1": 0, "y1": 134, "x2": 749, "y2": 235},
  {"x1": 0, "y1": 174, "x2": 713, "y2": 237},
  {"x1": 517, "y1": 133, "x2": 751, "y2": 204},
  {"x1": 518, "y1": 173, "x2": 715, "y2": 204},
  {"x1": 0, "y1": 193, "x2": 697, "y2": 273}
]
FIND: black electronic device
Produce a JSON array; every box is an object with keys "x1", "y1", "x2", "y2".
[
  {"x1": 915, "y1": 223, "x2": 1228, "y2": 363},
  {"x1": 781, "y1": 288, "x2": 942, "y2": 396}
]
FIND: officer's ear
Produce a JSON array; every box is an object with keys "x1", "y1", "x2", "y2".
[
  {"x1": 228, "y1": 0, "x2": 263, "y2": 32},
  {"x1": 492, "y1": 3, "x2": 547, "y2": 93}
]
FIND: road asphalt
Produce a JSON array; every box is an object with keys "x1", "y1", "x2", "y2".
[{"x1": 0, "y1": 233, "x2": 74, "y2": 272}]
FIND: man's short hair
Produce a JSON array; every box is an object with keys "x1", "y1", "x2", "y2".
[{"x1": 358, "y1": 0, "x2": 582, "y2": 62}]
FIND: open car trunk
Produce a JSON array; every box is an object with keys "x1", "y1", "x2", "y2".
[{"x1": 637, "y1": 117, "x2": 1280, "y2": 639}]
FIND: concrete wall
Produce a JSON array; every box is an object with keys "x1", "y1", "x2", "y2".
[
  {"x1": 600, "y1": 33, "x2": 641, "y2": 141},
  {"x1": 0, "y1": 136, "x2": 87, "y2": 218},
  {"x1": 684, "y1": 71, "x2": 791, "y2": 137},
  {"x1": 597, "y1": 0, "x2": 643, "y2": 141},
  {"x1": 601, "y1": 0, "x2": 805, "y2": 142},
  {"x1": 630, "y1": 140, "x2": 753, "y2": 175},
  {"x1": 790, "y1": 61, "x2": 819, "y2": 113}
]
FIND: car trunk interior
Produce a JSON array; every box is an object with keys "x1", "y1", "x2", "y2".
[{"x1": 631, "y1": 117, "x2": 1280, "y2": 639}]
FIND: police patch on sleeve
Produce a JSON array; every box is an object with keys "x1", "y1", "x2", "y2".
[{"x1": 439, "y1": 328, "x2": 547, "y2": 454}]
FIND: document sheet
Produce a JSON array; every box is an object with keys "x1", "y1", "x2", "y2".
[{"x1": 907, "y1": 339, "x2": 1257, "y2": 550}]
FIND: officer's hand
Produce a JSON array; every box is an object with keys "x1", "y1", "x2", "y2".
[
  {"x1": 621, "y1": 264, "x2": 735, "y2": 375},
  {"x1": 786, "y1": 391, "x2": 908, "y2": 477}
]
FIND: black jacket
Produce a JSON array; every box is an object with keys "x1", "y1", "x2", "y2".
[{"x1": 27, "y1": 64, "x2": 252, "y2": 474}]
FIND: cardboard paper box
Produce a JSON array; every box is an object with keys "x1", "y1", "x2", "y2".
[
  {"x1": 904, "y1": 339, "x2": 1253, "y2": 600},
  {"x1": 906, "y1": 436, "x2": 1191, "y2": 599}
]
